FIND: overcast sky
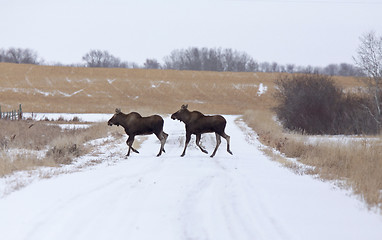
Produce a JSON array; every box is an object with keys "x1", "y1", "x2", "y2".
[{"x1": 1, "y1": 0, "x2": 382, "y2": 67}]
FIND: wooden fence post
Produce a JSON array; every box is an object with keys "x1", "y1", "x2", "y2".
[
  {"x1": 0, "y1": 104, "x2": 23, "y2": 120},
  {"x1": 18, "y1": 104, "x2": 22, "y2": 120}
]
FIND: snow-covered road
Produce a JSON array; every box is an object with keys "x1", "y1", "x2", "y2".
[{"x1": 0, "y1": 116, "x2": 381, "y2": 240}]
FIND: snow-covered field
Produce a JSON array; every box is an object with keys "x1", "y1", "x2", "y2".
[
  {"x1": 0, "y1": 115, "x2": 381, "y2": 240},
  {"x1": 23, "y1": 112, "x2": 112, "y2": 122}
]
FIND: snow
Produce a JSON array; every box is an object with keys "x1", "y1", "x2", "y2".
[
  {"x1": 23, "y1": 112, "x2": 112, "y2": 122},
  {"x1": 0, "y1": 115, "x2": 381, "y2": 240},
  {"x1": 232, "y1": 83, "x2": 258, "y2": 90},
  {"x1": 231, "y1": 83, "x2": 268, "y2": 96},
  {"x1": 46, "y1": 123, "x2": 92, "y2": 129},
  {"x1": 299, "y1": 134, "x2": 380, "y2": 145},
  {"x1": 0, "y1": 88, "x2": 85, "y2": 97},
  {"x1": 257, "y1": 83, "x2": 268, "y2": 96},
  {"x1": 107, "y1": 78, "x2": 116, "y2": 84},
  {"x1": 151, "y1": 80, "x2": 170, "y2": 88}
]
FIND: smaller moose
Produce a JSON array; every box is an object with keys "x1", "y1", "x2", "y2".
[
  {"x1": 108, "y1": 109, "x2": 168, "y2": 157},
  {"x1": 171, "y1": 104, "x2": 233, "y2": 157}
]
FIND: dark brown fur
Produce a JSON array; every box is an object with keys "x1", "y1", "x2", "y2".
[
  {"x1": 108, "y1": 109, "x2": 168, "y2": 157},
  {"x1": 171, "y1": 104, "x2": 233, "y2": 157}
]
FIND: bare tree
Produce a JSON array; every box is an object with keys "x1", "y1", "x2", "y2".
[
  {"x1": 0, "y1": 49, "x2": 5, "y2": 62},
  {"x1": 259, "y1": 62, "x2": 271, "y2": 72},
  {"x1": 353, "y1": 31, "x2": 382, "y2": 127},
  {"x1": 222, "y1": 48, "x2": 249, "y2": 72},
  {"x1": 200, "y1": 47, "x2": 223, "y2": 71},
  {"x1": 82, "y1": 49, "x2": 127, "y2": 68},
  {"x1": 286, "y1": 64, "x2": 295, "y2": 73},
  {"x1": 163, "y1": 47, "x2": 256, "y2": 72},
  {"x1": 144, "y1": 58, "x2": 161, "y2": 69},
  {"x1": 246, "y1": 59, "x2": 259, "y2": 72},
  {"x1": 323, "y1": 64, "x2": 339, "y2": 76},
  {"x1": 0, "y1": 48, "x2": 40, "y2": 64},
  {"x1": 270, "y1": 62, "x2": 279, "y2": 72},
  {"x1": 163, "y1": 49, "x2": 183, "y2": 70}
]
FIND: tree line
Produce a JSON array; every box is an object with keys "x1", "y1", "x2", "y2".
[
  {"x1": 0, "y1": 48, "x2": 40, "y2": 65},
  {"x1": 0, "y1": 46, "x2": 364, "y2": 77}
]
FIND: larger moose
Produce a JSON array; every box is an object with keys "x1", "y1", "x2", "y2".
[
  {"x1": 171, "y1": 104, "x2": 233, "y2": 157},
  {"x1": 108, "y1": 109, "x2": 168, "y2": 157}
]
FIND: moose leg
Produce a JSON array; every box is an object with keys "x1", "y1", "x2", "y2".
[
  {"x1": 181, "y1": 133, "x2": 191, "y2": 157},
  {"x1": 221, "y1": 132, "x2": 233, "y2": 155},
  {"x1": 196, "y1": 134, "x2": 208, "y2": 154},
  {"x1": 126, "y1": 137, "x2": 133, "y2": 156},
  {"x1": 210, "y1": 133, "x2": 221, "y2": 158},
  {"x1": 155, "y1": 131, "x2": 168, "y2": 157},
  {"x1": 126, "y1": 135, "x2": 139, "y2": 156},
  {"x1": 162, "y1": 132, "x2": 168, "y2": 153}
]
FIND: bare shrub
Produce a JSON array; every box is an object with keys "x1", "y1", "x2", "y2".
[
  {"x1": 274, "y1": 74, "x2": 380, "y2": 135},
  {"x1": 45, "y1": 123, "x2": 109, "y2": 165},
  {"x1": 71, "y1": 116, "x2": 81, "y2": 122},
  {"x1": 274, "y1": 74, "x2": 342, "y2": 134},
  {"x1": 46, "y1": 136, "x2": 84, "y2": 165},
  {"x1": 0, "y1": 120, "x2": 110, "y2": 176},
  {"x1": 0, "y1": 120, "x2": 62, "y2": 150},
  {"x1": 336, "y1": 92, "x2": 379, "y2": 134},
  {"x1": 0, "y1": 151, "x2": 56, "y2": 177}
]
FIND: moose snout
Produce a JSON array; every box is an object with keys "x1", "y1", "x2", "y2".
[{"x1": 107, "y1": 121, "x2": 113, "y2": 126}]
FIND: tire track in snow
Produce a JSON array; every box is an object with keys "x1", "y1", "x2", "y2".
[
  {"x1": 177, "y1": 159, "x2": 291, "y2": 240},
  {"x1": 180, "y1": 175, "x2": 215, "y2": 240},
  {"x1": 24, "y1": 150, "x2": 167, "y2": 240},
  {"x1": 172, "y1": 116, "x2": 291, "y2": 240}
]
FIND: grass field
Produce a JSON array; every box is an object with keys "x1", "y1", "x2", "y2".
[
  {"x1": 0, "y1": 62, "x2": 359, "y2": 115},
  {"x1": 1, "y1": 62, "x2": 381, "y2": 210}
]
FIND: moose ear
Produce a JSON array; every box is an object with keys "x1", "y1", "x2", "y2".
[
  {"x1": 115, "y1": 108, "x2": 121, "y2": 113},
  {"x1": 181, "y1": 104, "x2": 188, "y2": 109}
]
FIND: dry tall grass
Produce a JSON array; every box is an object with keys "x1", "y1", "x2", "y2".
[
  {"x1": 0, "y1": 120, "x2": 112, "y2": 177},
  {"x1": 244, "y1": 110, "x2": 382, "y2": 210},
  {"x1": 301, "y1": 139, "x2": 382, "y2": 209}
]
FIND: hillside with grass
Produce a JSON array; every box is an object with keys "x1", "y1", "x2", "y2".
[{"x1": 0, "y1": 63, "x2": 360, "y2": 115}]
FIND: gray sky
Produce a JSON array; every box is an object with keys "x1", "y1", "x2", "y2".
[{"x1": 1, "y1": 0, "x2": 382, "y2": 67}]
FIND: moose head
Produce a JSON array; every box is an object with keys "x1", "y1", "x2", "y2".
[
  {"x1": 107, "y1": 108, "x2": 122, "y2": 126},
  {"x1": 171, "y1": 104, "x2": 189, "y2": 122}
]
